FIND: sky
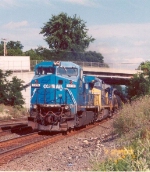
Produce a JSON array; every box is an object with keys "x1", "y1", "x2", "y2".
[{"x1": 1, "y1": 0, "x2": 150, "y2": 67}]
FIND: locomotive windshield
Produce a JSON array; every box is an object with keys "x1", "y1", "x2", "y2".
[
  {"x1": 57, "y1": 67, "x2": 78, "y2": 76},
  {"x1": 35, "y1": 67, "x2": 55, "y2": 75},
  {"x1": 94, "y1": 81, "x2": 102, "y2": 89}
]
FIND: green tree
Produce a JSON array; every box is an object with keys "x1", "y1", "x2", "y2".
[
  {"x1": 6, "y1": 41, "x2": 24, "y2": 56},
  {"x1": 0, "y1": 41, "x2": 24, "y2": 56},
  {"x1": 0, "y1": 69, "x2": 25, "y2": 106},
  {"x1": 8, "y1": 76, "x2": 25, "y2": 106},
  {"x1": 81, "y1": 51, "x2": 104, "y2": 62},
  {"x1": 7, "y1": 41, "x2": 23, "y2": 50},
  {"x1": 40, "y1": 12, "x2": 95, "y2": 52},
  {"x1": 26, "y1": 47, "x2": 105, "y2": 62},
  {"x1": 126, "y1": 60, "x2": 150, "y2": 100},
  {"x1": 7, "y1": 49, "x2": 23, "y2": 56},
  {"x1": 43, "y1": 50, "x2": 104, "y2": 62},
  {"x1": 24, "y1": 48, "x2": 44, "y2": 60},
  {"x1": 138, "y1": 61, "x2": 150, "y2": 74},
  {"x1": 127, "y1": 73, "x2": 150, "y2": 99}
]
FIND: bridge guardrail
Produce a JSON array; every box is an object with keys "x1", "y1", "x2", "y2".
[
  {"x1": 30, "y1": 60, "x2": 140, "y2": 70},
  {"x1": 2, "y1": 60, "x2": 141, "y2": 72},
  {"x1": 72, "y1": 61, "x2": 141, "y2": 70}
]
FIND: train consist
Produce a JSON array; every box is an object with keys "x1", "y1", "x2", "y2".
[{"x1": 28, "y1": 61, "x2": 121, "y2": 132}]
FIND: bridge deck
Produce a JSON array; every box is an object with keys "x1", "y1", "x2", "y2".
[{"x1": 83, "y1": 66, "x2": 142, "y2": 75}]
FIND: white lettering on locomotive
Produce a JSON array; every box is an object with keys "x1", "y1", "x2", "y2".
[
  {"x1": 66, "y1": 84, "x2": 76, "y2": 88},
  {"x1": 32, "y1": 84, "x2": 40, "y2": 87},
  {"x1": 56, "y1": 85, "x2": 63, "y2": 89},
  {"x1": 43, "y1": 84, "x2": 55, "y2": 88},
  {"x1": 43, "y1": 84, "x2": 63, "y2": 89}
]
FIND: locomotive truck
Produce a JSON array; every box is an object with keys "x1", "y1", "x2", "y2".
[{"x1": 28, "y1": 61, "x2": 119, "y2": 132}]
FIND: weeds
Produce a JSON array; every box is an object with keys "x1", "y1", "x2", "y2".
[
  {"x1": 0, "y1": 104, "x2": 29, "y2": 119},
  {"x1": 91, "y1": 96, "x2": 150, "y2": 171},
  {"x1": 92, "y1": 139, "x2": 150, "y2": 171},
  {"x1": 113, "y1": 96, "x2": 150, "y2": 138}
]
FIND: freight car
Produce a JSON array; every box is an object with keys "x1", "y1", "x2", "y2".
[{"x1": 28, "y1": 61, "x2": 119, "y2": 132}]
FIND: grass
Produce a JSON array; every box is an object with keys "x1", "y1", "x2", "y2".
[
  {"x1": 0, "y1": 104, "x2": 29, "y2": 119},
  {"x1": 91, "y1": 95, "x2": 150, "y2": 171}
]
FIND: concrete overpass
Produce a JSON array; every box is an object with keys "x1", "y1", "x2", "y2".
[
  {"x1": 2, "y1": 58, "x2": 141, "y2": 85},
  {"x1": 82, "y1": 66, "x2": 142, "y2": 85},
  {"x1": 73, "y1": 61, "x2": 142, "y2": 85}
]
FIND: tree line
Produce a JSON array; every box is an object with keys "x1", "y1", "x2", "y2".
[
  {"x1": 0, "y1": 13, "x2": 104, "y2": 63},
  {"x1": 0, "y1": 41, "x2": 104, "y2": 63}
]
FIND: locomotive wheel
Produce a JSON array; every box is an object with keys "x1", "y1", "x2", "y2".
[
  {"x1": 62, "y1": 131, "x2": 67, "y2": 135},
  {"x1": 102, "y1": 109, "x2": 109, "y2": 119},
  {"x1": 108, "y1": 111, "x2": 113, "y2": 118},
  {"x1": 68, "y1": 127, "x2": 73, "y2": 133},
  {"x1": 116, "y1": 95, "x2": 122, "y2": 108}
]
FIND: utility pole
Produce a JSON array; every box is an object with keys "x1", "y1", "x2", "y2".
[{"x1": 1, "y1": 38, "x2": 7, "y2": 56}]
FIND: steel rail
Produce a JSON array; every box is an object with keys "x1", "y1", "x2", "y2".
[{"x1": 0, "y1": 118, "x2": 111, "y2": 166}]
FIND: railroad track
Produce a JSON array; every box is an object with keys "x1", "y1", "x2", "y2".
[
  {"x1": 0, "y1": 123, "x2": 29, "y2": 138},
  {"x1": 0, "y1": 117, "x2": 28, "y2": 132},
  {"x1": 0, "y1": 117, "x2": 28, "y2": 125},
  {"x1": 0, "y1": 119, "x2": 109, "y2": 166},
  {"x1": 0, "y1": 132, "x2": 50, "y2": 153},
  {"x1": 0, "y1": 117, "x2": 28, "y2": 135},
  {"x1": 0, "y1": 123, "x2": 27, "y2": 130},
  {"x1": 0, "y1": 130, "x2": 11, "y2": 137},
  {"x1": 0, "y1": 132, "x2": 62, "y2": 165}
]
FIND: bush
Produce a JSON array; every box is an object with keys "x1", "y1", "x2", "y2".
[
  {"x1": 92, "y1": 138, "x2": 150, "y2": 171},
  {"x1": 113, "y1": 96, "x2": 150, "y2": 138},
  {"x1": 0, "y1": 104, "x2": 29, "y2": 119},
  {"x1": 91, "y1": 96, "x2": 150, "y2": 171},
  {"x1": 0, "y1": 70, "x2": 25, "y2": 107}
]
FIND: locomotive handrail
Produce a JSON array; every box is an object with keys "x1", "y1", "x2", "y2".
[
  {"x1": 21, "y1": 82, "x2": 31, "y2": 90},
  {"x1": 64, "y1": 88, "x2": 77, "y2": 105}
]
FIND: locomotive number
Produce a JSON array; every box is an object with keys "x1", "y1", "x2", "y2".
[
  {"x1": 66, "y1": 84, "x2": 76, "y2": 88},
  {"x1": 32, "y1": 84, "x2": 40, "y2": 87}
]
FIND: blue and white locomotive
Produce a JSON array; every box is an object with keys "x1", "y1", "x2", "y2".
[{"x1": 28, "y1": 61, "x2": 119, "y2": 132}]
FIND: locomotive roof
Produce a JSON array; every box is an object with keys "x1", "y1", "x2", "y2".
[{"x1": 35, "y1": 61, "x2": 81, "y2": 69}]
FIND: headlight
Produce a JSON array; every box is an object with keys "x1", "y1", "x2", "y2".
[
  {"x1": 33, "y1": 105, "x2": 37, "y2": 109},
  {"x1": 64, "y1": 105, "x2": 69, "y2": 110}
]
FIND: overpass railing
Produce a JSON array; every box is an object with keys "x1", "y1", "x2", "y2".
[
  {"x1": 72, "y1": 61, "x2": 141, "y2": 70},
  {"x1": 1, "y1": 60, "x2": 141, "y2": 72},
  {"x1": 31, "y1": 60, "x2": 141, "y2": 71}
]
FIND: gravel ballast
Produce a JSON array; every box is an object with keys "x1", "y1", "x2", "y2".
[{"x1": 0, "y1": 116, "x2": 119, "y2": 171}]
